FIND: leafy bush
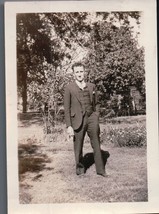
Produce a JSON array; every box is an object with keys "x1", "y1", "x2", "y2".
[{"x1": 101, "y1": 123, "x2": 146, "y2": 147}]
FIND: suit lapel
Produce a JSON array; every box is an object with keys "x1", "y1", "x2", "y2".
[{"x1": 72, "y1": 82, "x2": 81, "y2": 103}]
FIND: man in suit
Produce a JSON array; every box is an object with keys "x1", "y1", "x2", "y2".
[{"x1": 64, "y1": 62, "x2": 106, "y2": 177}]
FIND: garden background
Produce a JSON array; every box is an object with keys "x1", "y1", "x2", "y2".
[{"x1": 17, "y1": 11, "x2": 147, "y2": 203}]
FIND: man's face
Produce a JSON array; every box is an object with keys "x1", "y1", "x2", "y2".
[{"x1": 73, "y1": 66, "x2": 85, "y2": 82}]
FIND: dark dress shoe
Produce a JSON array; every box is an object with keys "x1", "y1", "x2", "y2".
[
  {"x1": 76, "y1": 167, "x2": 85, "y2": 175},
  {"x1": 76, "y1": 163, "x2": 85, "y2": 175}
]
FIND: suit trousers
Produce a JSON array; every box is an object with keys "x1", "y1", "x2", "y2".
[{"x1": 73, "y1": 112, "x2": 105, "y2": 175}]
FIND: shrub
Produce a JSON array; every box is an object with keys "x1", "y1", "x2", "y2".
[{"x1": 100, "y1": 123, "x2": 146, "y2": 147}]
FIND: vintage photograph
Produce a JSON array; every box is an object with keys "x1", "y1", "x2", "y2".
[
  {"x1": 17, "y1": 11, "x2": 147, "y2": 204},
  {"x1": 5, "y1": 1, "x2": 159, "y2": 214}
]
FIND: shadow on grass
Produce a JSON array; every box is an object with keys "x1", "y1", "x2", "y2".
[
  {"x1": 83, "y1": 150, "x2": 110, "y2": 172},
  {"x1": 19, "y1": 142, "x2": 52, "y2": 180},
  {"x1": 18, "y1": 112, "x2": 43, "y2": 127},
  {"x1": 19, "y1": 157, "x2": 48, "y2": 174}
]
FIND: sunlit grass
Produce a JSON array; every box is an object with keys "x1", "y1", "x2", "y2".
[{"x1": 18, "y1": 114, "x2": 147, "y2": 203}]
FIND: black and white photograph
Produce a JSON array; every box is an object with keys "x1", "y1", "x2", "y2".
[{"x1": 5, "y1": 1, "x2": 159, "y2": 214}]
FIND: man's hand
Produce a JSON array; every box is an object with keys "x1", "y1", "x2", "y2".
[{"x1": 67, "y1": 126, "x2": 74, "y2": 137}]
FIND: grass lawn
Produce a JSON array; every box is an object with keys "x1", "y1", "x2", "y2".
[{"x1": 18, "y1": 114, "x2": 147, "y2": 203}]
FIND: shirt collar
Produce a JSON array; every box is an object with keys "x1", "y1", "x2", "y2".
[{"x1": 75, "y1": 80, "x2": 87, "y2": 90}]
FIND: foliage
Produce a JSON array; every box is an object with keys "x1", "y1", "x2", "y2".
[
  {"x1": 17, "y1": 12, "x2": 89, "y2": 113},
  {"x1": 17, "y1": 14, "x2": 52, "y2": 112},
  {"x1": 102, "y1": 124, "x2": 146, "y2": 147},
  {"x1": 84, "y1": 14, "x2": 145, "y2": 109},
  {"x1": 100, "y1": 118, "x2": 146, "y2": 147},
  {"x1": 17, "y1": 11, "x2": 145, "y2": 120}
]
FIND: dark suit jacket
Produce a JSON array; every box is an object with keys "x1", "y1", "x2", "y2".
[{"x1": 64, "y1": 82, "x2": 100, "y2": 130}]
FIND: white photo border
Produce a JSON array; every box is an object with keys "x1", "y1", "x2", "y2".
[{"x1": 5, "y1": 1, "x2": 159, "y2": 214}]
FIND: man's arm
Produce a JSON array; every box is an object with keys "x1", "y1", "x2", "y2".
[
  {"x1": 64, "y1": 85, "x2": 74, "y2": 137},
  {"x1": 64, "y1": 85, "x2": 71, "y2": 128}
]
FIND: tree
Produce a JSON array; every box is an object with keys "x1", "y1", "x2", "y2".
[
  {"x1": 17, "y1": 12, "x2": 91, "y2": 113},
  {"x1": 17, "y1": 13, "x2": 53, "y2": 112},
  {"x1": 84, "y1": 12, "x2": 145, "y2": 111},
  {"x1": 17, "y1": 11, "x2": 145, "y2": 117}
]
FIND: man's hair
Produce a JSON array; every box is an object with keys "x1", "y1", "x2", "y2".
[{"x1": 72, "y1": 62, "x2": 85, "y2": 71}]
